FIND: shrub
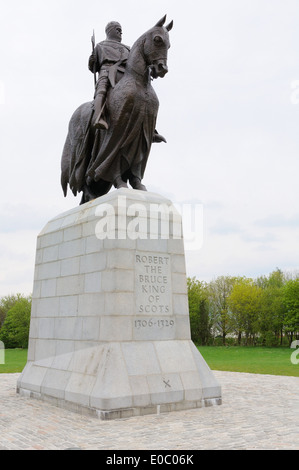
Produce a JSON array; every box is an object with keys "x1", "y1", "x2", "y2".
[{"x1": 0, "y1": 297, "x2": 31, "y2": 348}]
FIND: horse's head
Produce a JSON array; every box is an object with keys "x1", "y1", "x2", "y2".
[{"x1": 143, "y1": 15, "x2": 173, "y2": 79}]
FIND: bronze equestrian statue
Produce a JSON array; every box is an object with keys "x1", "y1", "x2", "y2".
[
  {"x1": 89, "y1": 21, "x2": 130, "y2": 131},
  {"x1": 61, "y1": 15, "x2": 173, "y2": 205}
]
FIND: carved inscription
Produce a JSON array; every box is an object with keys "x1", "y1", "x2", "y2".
[
  {"x1": 134, "y1": 318, "x2": 175, "y2": 328},
  {"x1": 135, "y1": 251, "x2": 172, "y2": 316}
]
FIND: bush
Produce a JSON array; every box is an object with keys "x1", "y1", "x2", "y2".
[
  {"x1": 264, "y1": 332, "x2": 279, "y2": 347},
  {"x1": 0, "y1": 297, "x2": 31, "y2": 348}
]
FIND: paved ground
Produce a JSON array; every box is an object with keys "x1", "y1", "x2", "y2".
[{"x1": 0, "y1": 371, "x2": 299, "y2": 450}]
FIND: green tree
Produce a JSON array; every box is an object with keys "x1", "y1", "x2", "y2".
[
  {"x1": 0, "y1": 294, "x2": 25, "y2": 329},
  {"x1": 187, "y1": 277, "x2": 211, "y2": 344},
  {"x1": 228, "y1": 278, "x2": 262, "y2": 345},
  {"x1": 257, "y1": 269, "x2": 286, "y2": 346},
  {"x1": 207, "y1": 276, "x2": 238, "y2": 345},
  {"x1": 282, "y1": 278, "x2": 299, "y2": 344},
  {"x1": 0, "y1": 296, "x2": 31, "y2": 348},
  {"x1": 256, "y1": 268, "x2": 286, "y2": 290}
]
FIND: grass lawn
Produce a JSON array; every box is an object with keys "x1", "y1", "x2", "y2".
[
  {"x1": 1, "y1": 346, "x2": 299, "y2": 377},
  {"x1": 198, "y1": 345, "x2": 299, "y2": 377},
  {"x1": 0, "y1": 349, "x2": 28, "y2": 373}
]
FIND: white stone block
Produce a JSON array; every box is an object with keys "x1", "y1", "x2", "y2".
[
  {"x1": 106, "y1": 249, "x2": 134, "y2": 269},
  {"x1": 189, "y1": 342, "x2": 221, "y2": 399},
  {"x1": 80, "y1": 252, "x2": 106, "y2": 274},
  {"x1": 40, "y1": 279, "x2": 57, "y2": 298},
  {"x1": 58, "y1": 239, "x2": 85, "y2": 260},
  {"x1": 174, "y1": 316, "x2": 191, "y2": 340},
  {"x1": 78, "y1": 293, "x2": 105, "y2": 316},
  {"x1": 84, "y1": 272, "x2": 102, "y2": 293},
  {"x1": 172, "y1": 272, "x2": 188, "y2": 294},
  {"x1": 82, "y1": 220, "x2": 97, "y2": 237},
  {"x1": 42, "y1": 245, "x2": 59, "y2": 263},
  {"x1": 56, "y1": 274, "x2": 84, "y2": 296},
  {"x1": 33, "y1": 297, "x2": 59, "y2": 318},
  {"x1": 154, "y1": 340, "x2": 196, "y2": 374},
  {"x1": 59, "y1": 296, "x2": 78, "y2": 317},
  {"x1": 17, "y1": 363, "x2": 48, "y2": 393},
  {"x1": 34, "y1": 339, "x2": 56, "y2": 366},
  {"x1": 40, "y1": 230, "x2": 63, "y2": 249},
  {"x1": 82, "y1": 317, "x2": 100, "y2": 341},
  {"x1": 121, "y1": 342, "x2": 161, "y2": 376},
  {"x1": 35, "y1": 249, "x2": 43, "y2": 265},
  {"x1": 104, "y1": 237, "x2": 136, "y2": 251},
  {"x1": 180, "y1": 371, "x2": 203, "y2": 402},
  {"x1": 59, "y1": 212, "x2": 80, "y2": 229},
  {"x1": 38, "y1": 318, "x2": 55, "y2": 339},
  {"x1": 54, "y1": 317, "x2": 82, "y2": 341},
  {"x1": 137, "y1": 238, "x2": 168, "y2": 252},
  {"x1": 101, "y1": 269, "x2": 134, "y2": 292},
  {"x1": 60, "y1": 257, "x2": 80, "y2": 277},
  {"x1": 99, "y1": 316, "x2": 132, "y2": 342},
  {"x1": 168, "y1": 238, "x2": 185, "y2": 254},
  {"x1": 173, "y1": 294, "x2": 189, "y2": 315},
  {"x1": 85, "y1": 234, "x2": 104, "y2": 254},
  {"x1": 41, "y1": 369, "x2": 71, "y2": 399},
  {"x1": 28, "y1": 318, "x2": 39, "y2": 339},
  {"x1": 63, "y1": 224, "x2": 82, "y2": 242},
  {"x1": 129, "y1": 376, "x2": 151, "y2": 407},
  {"x1": 171, "y1": 254, "x2": 186, "y2": 274},
  {"x1": 65, "y1": 372, "x2": 97, "y2": 407},
  {"x1": 69, "y1": 344, "x2": 103, "y2": 376},
  {"x1": 32, "y1": 280, "x2": 41, "y2": 299},
  {"x1": 105, "y1": 292, "x2": 134, "y2": 315},
  {"x1": 51, "y1": 341, "x2": 75, "y2": 370},
  {"x1": 18, "y1": 190, "x2": 221, "y2": 418},
  {"x1": 42, "y1": 217, "x2": 64, "y2": 234},
  {"x1": 36, "y1": 261, "x2": 61, "y2": 281},
  {"x1": 90, "y1": 343, "x2": 133, "y2": 411},
  {"x1": 147, "y1": 373, "x2": 184, "y2": 405}
]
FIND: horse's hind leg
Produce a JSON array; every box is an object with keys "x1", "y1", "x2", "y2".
[{"x1": 79, "y1": 184, "x2": 97, "y2": 205}]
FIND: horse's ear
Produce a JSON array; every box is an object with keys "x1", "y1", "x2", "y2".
[
  {"x1": 166, "y1": 20, "x2": 173, "y2": 31},
  {"x1": 155, "y1": 15, "x2": 167, "y2": 27}
]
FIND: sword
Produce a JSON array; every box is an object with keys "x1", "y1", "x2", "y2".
[{"x1": 91, "y1": 29, "x2": 96, "y2": 86}]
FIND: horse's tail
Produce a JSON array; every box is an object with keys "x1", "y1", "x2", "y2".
[
  {"x1": 60, "y1": 101, "x2": 94, "y2": 198},
  {"x1": 61, "y1": 134, "x2": 71, "y2": 196}
]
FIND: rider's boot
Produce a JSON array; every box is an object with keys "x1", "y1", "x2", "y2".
[{"x1": 94, "y1": 94, "x2": 109, "y2": 130}]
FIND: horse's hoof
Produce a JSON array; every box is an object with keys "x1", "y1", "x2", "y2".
[
  {"x1": 130, "y1": 178, "x2": 147, "y2": 191},
  {"x1": 135, "y1": 183, "x2": 147, "y2": 191},
  {"x1": 114, "y1": 176, "x2": 128, "y2": 189},
  {"x1": 117, "y1": 182, "x2": 128, "y2": 189}
]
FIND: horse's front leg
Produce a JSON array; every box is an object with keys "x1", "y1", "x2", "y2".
[{"x1": 129, "y1": 175, "x2": 147, "y2": 191}]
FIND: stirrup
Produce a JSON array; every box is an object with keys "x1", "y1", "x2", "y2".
[{"x1": 94, "y1": 118, "x2": 109, "y2": 130}]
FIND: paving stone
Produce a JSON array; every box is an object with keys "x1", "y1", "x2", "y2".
[{"x1": 1, "y1": 371, "x2": 299, "y2": 450}]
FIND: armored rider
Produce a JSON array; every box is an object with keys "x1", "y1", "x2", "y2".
[{"x1": 88, "y1": 21, "x2": 130, "y2": 130}]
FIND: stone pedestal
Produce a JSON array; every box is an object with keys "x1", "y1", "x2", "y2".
[{"x1": 17, "y1": 189, "x2": 221, "y2": 419}]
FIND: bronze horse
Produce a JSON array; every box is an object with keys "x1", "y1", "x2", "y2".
[{"x1": 61, "y1": 15, "x2": 173, "y2": 205}]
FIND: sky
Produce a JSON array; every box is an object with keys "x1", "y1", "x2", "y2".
[{"x1": 0, "y1": 0, "x2": 299, "y2": 296}]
